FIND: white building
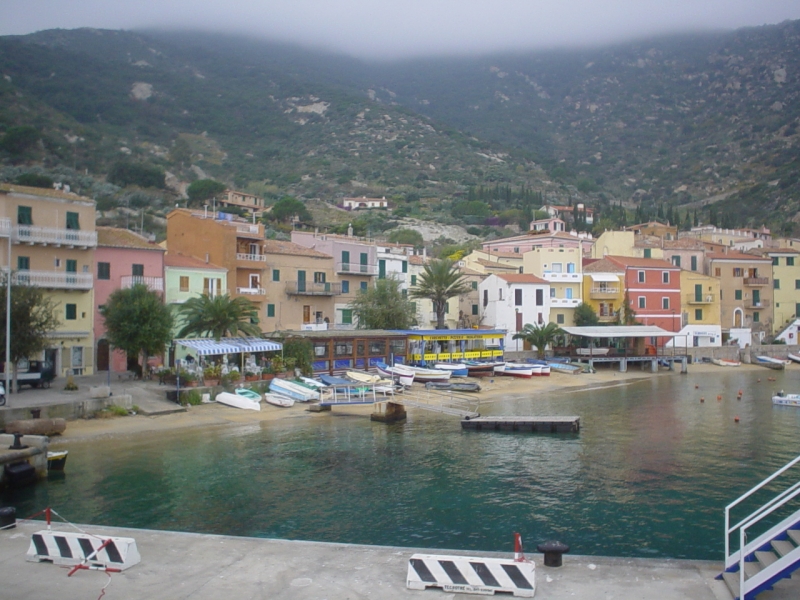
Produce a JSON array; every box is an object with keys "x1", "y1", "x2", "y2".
[
  {"x1": 343, "y1": 196, "x2": 389, "y2": 210},
  {"x1": 479, "y1": 273, "x2": 550, "y2": 350}
]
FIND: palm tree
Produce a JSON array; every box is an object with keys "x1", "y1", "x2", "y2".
[
  {"x1": 512, "y1": 322, "x2": 564, "y2": 358},
  {"x1": 176, "y1": 294, "x2": 262, "y2": 340},
  {"x1": 410, "y1": 259, "x2": 472, "y2": 329}
]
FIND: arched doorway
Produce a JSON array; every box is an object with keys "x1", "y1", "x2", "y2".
[
  {"x1": 97, "y1": 339, "x2": 110, "y2": 372},
  {"x1": 733, "y1": 308, "x2": 743, "y2": 329}
]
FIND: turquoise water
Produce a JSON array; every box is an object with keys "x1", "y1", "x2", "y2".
[{"x1": 4, "y1": 368, "x2": 800, "y2": 560}]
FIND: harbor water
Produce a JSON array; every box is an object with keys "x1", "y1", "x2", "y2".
[{"x1": 3, "y1": 368, "x2": 799, "y2": 560}]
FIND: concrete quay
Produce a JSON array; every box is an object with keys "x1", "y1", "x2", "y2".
[{"x1": 3, "y1": 520, "x2": 800, "y2": 599}]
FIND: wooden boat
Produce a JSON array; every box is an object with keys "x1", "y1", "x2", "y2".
[
  {"x1": 525, "y1": 360, "x2": 551, "y2": 376},
  {"x1": 425, "y1": 381, "x2": 481, "y2": 393},
  {"x1": 772, "y1": 392, "x2": 800, "y2": 407},
  {"x1": 404, "y1": 364, "x2": 452, "y2": 382},
  {"x1": 711, "y1": 358, "x2": 741, "y2": 367},
  {"x1": 47, "y1": 450, "x2": 69, "y2": 472},
  {"x1": 547, "y1": 361, "x2": 583, "y2": 375},
  {"x1": 346, "y1": 370, "x2": 392, "y2": 386},
  {"x1": 788, "y1": 353, "x2": 800, "y2": 364},
  {"x1": 299, "y1": 376, "x2": 327, "y2": 390},
  {"x1": 433, "y1": 363, "x2": 469, "y2": 377},
  {"x1": 465, "y1": 361, "x2": 502, "y2": 377},
  {"x1": 269, "y1": 378, "x2": 320, "y2": 402},
  {"x1": 215, "y1": 391, "x2": 261, "y2": 411},
  {"x1": 576, "y1": 347, "x2": 610, "y2": 356},
  {"x1": 755, "y1": 356, "x2": 787, "y2": 370},
  {"x1": 235, "y1": 387, "x2": 262, "y2": 401},
  {"x1": 375, "y1": 362, "x2": 415, "y2": 387},
  {"x1": 494, "y1": 364, "x2": 534, "y2": 378},
  {"x1": 264, "y1": 393, "x2": 295, "y2": 408}
]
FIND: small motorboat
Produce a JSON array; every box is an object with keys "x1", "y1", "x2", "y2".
[
  {"x1": 547, "y1": 361, "x2": 583, "y2": 375},
  {"x1": 433, "y1": 363, "x2": 469, "y2": 377},
  {"x1": 772, "y1": 391, "x2": 800, "y2": 407},
  {"x1": 47, "y1": 451, "x2": 69, "y2": 472},
  {"x1": 494, "y1": 364, "x2": 534, "y2": 378},
  {"x1": 425, "y1": 381, "x2": 481, "y2": 393},
  {"x1": 264, "y1": 393, "x2": 295, "y2": 408},
  {"x1": 375, "y1": 362, "x2": 415, "y2": 387},
  {"x1": 269, "y1": 378, "x2": 320, "y2": 402},
  {"x1": 216, "y1": 391, "x2": 261, "y2": 411},
  {"x1": 788, "y1": 353, "x2": 800, "y2": 365},
  {"x1": 755, "y1": 356, "x2": 787, "y2": 370},
  {"x1": 464, "y1": 361, "x2": 500, "y2": 377},
  {"x1": 404, "y1": 364, "x2": 452, "y2": 382},
  {"x1": 711, "y1": 358, "x2": 741, "y2": 367}
]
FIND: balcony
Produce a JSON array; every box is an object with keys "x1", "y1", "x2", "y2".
[
  {"x1": 121, "y1": 276, "x2": 164, "y2": 292},
  {"x1": 12, "y1": 225, "x2": 97, "y2": 248},
  {"x1": 542, "y1": 272, "x2": 581, "y2": 282},
  {"x1": 550, "y1": 298, "x2": 581, "y2": 308},
  {"x1": 11, "y1": 270, "x2": 92, "y2": 290},
  {"x1": 236, "y1": 253, "x2": 268, "y2": 263},
  {"x1": 285, "y1": 281, "x2": 342, "y2": 296},
  {"x1": 598, "y1": 314, "x2": 617, "y2": 323},
  {"x1": 236, "y1": 286, "x2": 266, "y2": 296},
  {"x1": 590, "y1": 287, "x2": 620, "y2": 299},
  {"x1": 235, "y1": 224, "x2": 262, "y2": 239},
  {"x1": 743, "y1": 277, "x2": 769, "y2": 286},
  {"x1": 335, "y1": 261, "x2": 379, "y2": 276},
  {"x1": 686, "y1": 293, "x2": 715, "y2": 305},
  {"x1": 745, "y1": 298, "x2": 771, "y2": 309}
]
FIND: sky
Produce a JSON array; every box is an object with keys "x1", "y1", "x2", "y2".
[{"x1": 2, "y1": 0, "x2": 800, "y2": 59}]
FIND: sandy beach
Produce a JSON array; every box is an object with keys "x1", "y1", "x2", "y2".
[{"x1": 48, "y1": 362, "x2": 772, "y2": 445}]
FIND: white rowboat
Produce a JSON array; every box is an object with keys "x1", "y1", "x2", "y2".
[{"x1": 215, "y1": 391, "x2": 261, "y2": 411}]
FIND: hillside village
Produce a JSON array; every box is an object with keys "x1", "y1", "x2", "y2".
[{"x1": 2, "y1": 182, "x2": 799, "y2": 378}]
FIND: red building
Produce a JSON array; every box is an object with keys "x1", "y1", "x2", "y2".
[{"x1": 606, "y1": 256, "x2": 682, "y2": 340}]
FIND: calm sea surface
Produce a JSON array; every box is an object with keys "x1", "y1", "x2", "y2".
[{"x1": 4, "y1": 368, "x2": 800, "y2": 560}]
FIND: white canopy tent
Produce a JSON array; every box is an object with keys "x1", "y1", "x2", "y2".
[
  {"x1": 174, "y1": 337, "x2": 282, "y2": 356},
  {"x1": 561, "y1": 326, "x2": 678, "y2": 339}
]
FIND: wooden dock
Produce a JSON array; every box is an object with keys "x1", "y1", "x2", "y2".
[{"x1": 460, "y1": 416, "x2": 580, "y2": 433}]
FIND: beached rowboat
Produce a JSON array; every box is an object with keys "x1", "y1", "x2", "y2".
[
  {"x1": 375, "y1": 362, "x2": 415, "y2": 387},
  {"x1": 216, "y1": 391, "x2": 261, "y2": 411},
  {"x1": 264, "y1": 393, "x2": 295, "y2": 408},
  {"x1": 711, "y1": 358, "x2": 741, "y2": 367}
]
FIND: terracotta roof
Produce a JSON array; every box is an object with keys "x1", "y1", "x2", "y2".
[
  {"x1": 497, "y1": 274, "x2": 548, "y2": 285},
  {"x1": 408, "y1": 255, "x2": 427, "y2": 265},
  {"x1": 459, "y1": 267, "x2": 485, "y2": 277},
  {"x1": 97, "y1": 227, "x2": 163, "y2": 250},
  {"x1": 606, "y1": 255, "x2": 677, "y2": 269},
  {"x1": 475, "y1": 258, "x2": 519, "y2": 270},
  {"x1": 262, "y1": 240, "x2": 332, "y2": 259},
  {"x1": 624, "y1": 221, "x2": 674, "y2": 231},
  {"x1": 0, "y1": 182, "x2": 93, "y2": 203},
  {"x1": 706, "y1": 252, "x2": 772, "y2": 262},
  {"x1": 583, "y1": 258, "x2": 624, "y2": 273},
  {"x1": 164, "y1": 253, "x2": 226, "y2": 271}
]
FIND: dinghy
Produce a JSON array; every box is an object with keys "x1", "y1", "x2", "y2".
[
  {"x1": 269, "y1": 378, "x2": 320, "y2": 402},
  {"x1": 216, "y1": 391, "x2": 261, "y2": 411},
  {"x1": 264, "y1": 393, "x2": 294, "y2": 408},
  {"x1": 433, "y1": 362, "x2": 469, "y2": 377},
  {"x1": 494, "y1": 363, "x2": 534, "y2": 378},
  {"x1": 425, "y1": 381, "x2": 481, "y2": 393},
  {"x1": 464, "y1": 361, "x2": 500, "y2": 377},
  {"x1": 788, "y1": 353, "x2": 800, "y2": 365},
  {"x1": 711, "y1": 358, "x2": 741, "y2": 367},
  {"x1": 375, "y1": 362, "x2": 416, "y2": 387},
  {"x1": 755, "y1": 356, "x2": 787, "y2": 370},
  {"x1": 403, "y1": 364, "x2": 452, "y2": 382}
]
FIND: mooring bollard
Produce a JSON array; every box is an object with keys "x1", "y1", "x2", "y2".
[{"x1": 537, "y1": 540, "x2": 570, "y2": 567}]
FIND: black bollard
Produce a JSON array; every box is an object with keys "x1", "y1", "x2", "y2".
[
  {"x1": 537, "y1": 540, "x2": 570, "y2": 567},
  {"x1": 0, "y1": 507, "x2": 16, "y2": 529}
]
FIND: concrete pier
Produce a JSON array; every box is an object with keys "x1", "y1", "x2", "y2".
[
  {"x1": 370, "y1": 400, "x2": 407, "y2": 423},
  {"x1": 3, "y1": 520, "x2": 799, "y2": 599}
]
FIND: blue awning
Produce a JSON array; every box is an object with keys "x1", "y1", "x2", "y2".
[{"x1": 174, "y1": 337, "x2": 283, "y2": 356}]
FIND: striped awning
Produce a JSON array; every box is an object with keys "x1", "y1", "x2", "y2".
[{"x1": 174, "y1": 337, "x2": 282, "y2": 356}]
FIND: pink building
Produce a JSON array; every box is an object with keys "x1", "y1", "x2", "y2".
[
  {"x1": 94, "y1": 227, "x2": 165, "y2": 373},
  {"x1": 482, "y1": 230, "x2": 594, "y2": 255}
]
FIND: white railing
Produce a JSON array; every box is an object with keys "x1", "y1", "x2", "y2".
[
  {"x1": 235, "y1": 225, "x2": 261, "y2": 238},
  {"x1": 120, "y1": 276, "x2": 164, "y2": 292},
  {"x1": 13, "y1": 225, "x2": 97, "y2": 247},
  {"x1": 11, "y1": 270, "x2": 93, "y2": 290},
  {"x1": 724, "y1": 454, "x2": 800, "y2": 597},
  {"x1": 236, "y1": 286, "x2": 265, "y2": 296},
  {"x1": 542, "y1": 272, "x2": 581, "y2": 281},
  {"x1": 550, "y1": 298, "x2": 581, "y2": 307},
  {"x1": 335, "y1": 261, "x2": 379, "y2": 276},
  {"x1": 236, "y1": 253, "x2": 268, "y2": 262},
  {"x1": 591, "y1": 287, "x2": 620, "y2": 295},
  {"x1": 0, "y1": 218, "x2": 11, "y2": 237}
]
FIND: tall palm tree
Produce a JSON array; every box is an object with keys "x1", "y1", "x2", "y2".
[
  {"x1": 512, "y1": 322, "x2": 564, "y2": 358},
  {"x1": 176, "y1": 294, "x2": 262, "y2": 340},
  {"x1": 410, "y1": 259, "x2": 472, "y2": 329}
]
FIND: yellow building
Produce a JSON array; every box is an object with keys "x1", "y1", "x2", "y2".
[
  {"x1": 461, "y1": 249, "x2": 523, "y2": 276},
  {"x1": 522, "y1": 247, "x2": 582, "y2": 326},
  {"x1": 0, "y1": 183, "x2": 97, "y2": 376},
  {"x1": 581, "y1": 258, "x2": 624, "y2": 322},
  {"x1": 592, "y1": 231, "x2": 664, "y2": 260},
  {"x1": 765, "y1": 249, "x2": 800, "y2": 333},
  {"x1": 680, "y1": 270, "x2": 721, "y2": 328}
]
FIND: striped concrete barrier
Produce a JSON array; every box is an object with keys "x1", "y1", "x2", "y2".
[
  {"x1": 407, "y1": 553, "x2": 535, "y2": 597},
  {"x1": 26, "y1": 530, "x2": 140, "y2": 572}
]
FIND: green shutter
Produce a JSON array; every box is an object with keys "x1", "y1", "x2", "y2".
[
  {"x1": 66, "y1": 259, "x2": 77, "y2": 273},
  {"x1": 17, "y1": 256, "x2": 30, "y2": 270},
  {"x1": 695, "y1": 309, "x2": 703, "y2": 320},
  {"x1": 472, "y1": 304, "x2": 478, "y2": 316},
  {"x1": 644, "y1": 249, "x2": 651, "y2": 258},
  {"x1": 272, "y1": 269, "x2": 280, "y2": 282},
  {"x1": 691, "y1": 256, "x2": 697, "y2": 271},
  {"x1": 66, "y1": 211, "x2": 80, "y2": 230},
  {"x1": 401, "y1": 261, "x2": 407, "y2": 273},
  {"x1": 342, "y1": 309, "x2": 353, "y2": 325},
  {"x1": 17, "y1": 206, "x2": 32, "y2": 225},
  {"x1": 65, "y1": 304, "x2": 77, "y2": 320},
  {"x1": 378, "y1": 259, "x2": 386, "y2": 279},
  {"x1": 411, "y1": 274, "x2": 417, "y2": 286},
  {"x1": 694, "y1": 284, "x2": 702, "y2": 302},
  {"x1": 267, "y1": 304, "x2": 275, "y2": 317}
]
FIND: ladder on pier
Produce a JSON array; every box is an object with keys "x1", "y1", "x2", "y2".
[
  {"x1": 390, "y1": 387, "x2": 480, "y2": 419},
  {"x1": 719, "y1": 454, "x2": 800, "y2": 599}
]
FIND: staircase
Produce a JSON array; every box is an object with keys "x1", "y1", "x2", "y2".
[{"x1": 719, "y1": 454, "x2": 800, "y2": 599}]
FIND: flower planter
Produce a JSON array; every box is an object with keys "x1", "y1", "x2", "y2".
[
  {"x1": 261, "y1": 373, "x2": 275, "y2": 381},
  {"x1": 204, "y1": 379, "x2": 220, "y2": 387},
  {"x1": 245, "y1": 375, "x2": 259, "y2": 382}
]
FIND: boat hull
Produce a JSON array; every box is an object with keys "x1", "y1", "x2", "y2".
[
  {"x1": 264, "y1": 393, "x2": 295, "y2": 408},
  {"x1": 215, "y1": 392, "x2": 261, "y2": 411},
  {"x1": 47, "y1": 451, "x2": 68, "y2": 472},
  {"x1": 495, "y1": 365, "x2": 534, "y2": 378},
  {"x1": 269, "y1": 379, "x2": 320, "y2": 402},
  {"x1": 711, "y1": 358, "x2": 741, "y2": 367},
  {"x1": 772, "y1": 394, "x2": 800, "y2": 407},
  {"x1": 375, "y1": 362, "x2": 415, "y2": 387},
  {"x1": 788, "y1": 353, "x2": 800, "y2": 364}
]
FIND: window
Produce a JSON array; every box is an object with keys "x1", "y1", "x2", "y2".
[
  {"x1": 66, "y1": 211, "x2": 80, "y2": 230},
  {"x1": 662, "y1": 271, "x2": 670, "y2": 284},
  {"x1": 514, "y1": 289, "x2": 522, "y2": 306},
  {"x1": 341, "y1": 250, "x2": 350, "y2": 270},
  {"x1": 472, "y1": 304, "x2": 478, "y2": 316},
  {"x1": 401, "y1": 261, "x2": 408, "y2": 273},
  {"x1": 411, "y1": 302, "x2": 416, "y2": 312},
  {"x1": 753, "y1": 311, "x2": 760, "y2": 323},
  {"x1": 567, "y1": 263, "x2": 576, "y2": 273},
  {"x1": 272, "y1": 269, "x2": 280, "y2": 282},
  {"x1": 342, "y1": 280, "x2": 350, "y2": 294},
  {"x1": 735, "y1": 289, "x2": 742, "y2": 300},
  {"x1": 266, "y1": 304, "x2": 275, "y2": 318},
  {"x1": 203, "y1": 278, "x2": 222, "y2": 295},
  {"x1": 132, "y1": 264, "x2": 144, "y2": 276},
  {"x1": 672, "y1": 255, "x2": 681, "y2": 267},
  {"x1": 483, "y1": 289, "x2": 488, "y2": 307},
  {"x1": 715, "y1": 268, "x2": 721, "y2": 277},
  {"x1": 662, "y1": 297, "x2": 670, "y2": 309},
  {"x1": 498, "y1": 288, "x2": 504, "y2": 301},
  {"x1": 644, "y1": 249, "x2": 651, "y2": 258},
  {"x1": 179, "y1": 276, "x2": 189, "y2": 292},
  {"x1": 691, "y1": 256, "x2": 697, "y2": 271},
  {"x1": 638, "y1": 296, "x2": 646, "y2": 309},
  {"x1": 556, "y1": 313, "x2": 565, "y2": 324},
  {"x1": 796, "y1": 280, "x2": 800, "y2": 290},
  {"x1": 65, "y1": 304, "x2": 77, "y2": 320},
  {"x1": 314, "y1": 272, "x2": 326, "y2": 284},
  {"x1": 535, "y1": 289, "x2": 543, "y2": 306},
  {"x1": 17, "y1": 256, "x2": 29, "y2": 270},
  {"x1": 638, "y1": 271, "x2": 645, "y2": 283},
  {"x1": 360, "y1": 281, "x2": 367, "y2": 291},
  {"x1": 774, "y1": 279, "x2": 780, "y2": 289},
  {"x1": 411, "y1": 275, "x2": 417, "y2": 286},
  {"x1": 550, "y1": 287, "x2": 556, "y2": 298},
  {"x1": 551, "y1": 263, "x2": 563, "y2": 273},
  {"x1": 341, "y1": 309, "x2": 353, "y2": 325},
  {"x1": 445, "y1": 302, "x2": 449, "y2": 314},
  {"x1": 788, "y1": 257, "x2": 795, "y2": 266},
  {"x1": 733, "y1": 268, "x2": 743, "y2": 277},
  {"x1": 773, "y1": 257, "x2": 780, "y2": 266},
  {"x1": 97, "y1": 262, "x2": 110, "y2": 280},
  {"x1": 471, "y1": 281, "x2": 477, "y2": 290},
  {"x1": 566, "y1": 288, "x2": 573, "y2": 299},
  {"x1": 695, "y1": 309, "x2": 703, "y2": 321},
  {"x1": 17, "y1": 206, "x2": 32, "y2": 225}
]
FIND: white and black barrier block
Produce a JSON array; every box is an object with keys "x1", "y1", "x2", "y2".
[
  {"x1": 27, "y1": 530, "x2": 141, "y2": 571},
  {"x1": 407, "y1": 553, "x2": 536, "y2": 597}
]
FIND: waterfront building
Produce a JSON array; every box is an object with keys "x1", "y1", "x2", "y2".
[
  {"x1": 522, "y1": 246, "x2": 582, "y2": 326},
  {"x1": 0, "y1": 183, "x2": 97, "y2": 376},
  {"x1": 581, "y1": 258, "x2": 625, "y2": 323},
  {"x1": 662, "y1": 238, "x2": 706, "y2": 273},
  {"x1": 462, "y1": 249, "x2": 523, "y2": 276},
  {"x1": 592, "y1": 231, "x2": 664, "y2": 260},
  {"x1": 94, "y1": 227, "x2": 165, "y2": 373},
  {"x1": 761, "y1": 248, "x2": 800, "y2": 334},
  {"x1": 671, "y1": 270, "x2": 722, "y2": 347},
  {"x1": 482, "y1": 230, "x2": 593, "y2": 255},
  {"x1": 478, "y1": 273, "x2": 550, "y2": 350}
]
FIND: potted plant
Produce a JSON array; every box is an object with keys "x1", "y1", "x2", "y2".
[
  {"x1": 282, "y1": 357, "x2": 298, "y2": 378},
  {"x1": 261, "y1": 366, "x2": 274, "y2": 381},
  {"x1": 203, "y1": 365, "x2": 221, "y2": 387}
]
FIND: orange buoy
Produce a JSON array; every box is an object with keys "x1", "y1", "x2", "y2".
[
  {"x1": 695, "y1": 385, "x2": 699, "y2": 389},
  {"x1": 700, "y1": 397, "x2": 705, "y2": 402},
  {"x1": 717, "y1": 395, "x2": 722, "y2": 400},
  {"x1": 738, "y1": 389, "x2": 743, "y2": 395},
  {"x1": 758, "y1": 379, "x2": 761, "y2": 382},
  {"x1": 734, "y1": 416, "x2": 740, "y2": 422}
]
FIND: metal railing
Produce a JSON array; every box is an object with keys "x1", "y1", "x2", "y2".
[
  {"x1": 236, "y1": 286, "x2": 266, "y2": 296},
  {"x1": 744, "y1": 277, "x2": 769, "y2": 286},
  {"x1": 236, "y1": 253, "x2": 268, "y2": 262},
  {"x1": 9, "y1": 269, "x2": 92, "y2": 290},
  {"x1": 685, "y1": 293, "x2": 714, "y2": 304},
  {"x1": 120, "y1": 276, "x2": 164, "y2": 292},
  {"x1": 542, "y1": 272, "x2": 581, "y2": 281},
  {"x1": 285, "y1": 281, "x2": 342, "y2": 295},
  {"x1": 12, "y1": 224, "x2": 97, "y2": 247},
  {"x1": 335, "y1": 261, "x2": 379, "y2": 276},
  {"x1": 235, "y1": 225, "x2": 262, "y2": 238},
  {"x1": 550, "y1": 298, "x2": 581, "y2": 307},
  {"x1": 590, "y1": 287, "x2": 619, "y2": 296},
  {"x1": 745, "y1": 299, "x2": 771, "y2": 309}
]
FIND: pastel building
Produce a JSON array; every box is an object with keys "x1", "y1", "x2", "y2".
[
  {"x1": 482, "y1": 230, "x2": 594, "y2": 255},
  {"x1": 522, "y1": 247, "x2": 582, "y2": 326},
  {"x1": 764, "y1": 248, "x2": 800, "y2": 334},
  {"x1": 479, "y1": 273, "x2": 550, "y2": 350},
  {"x1": 582, "y1": 258, "x2": 625, "y2": 323},
  {"x1": 94, "y1": 227, "x2": 165, "y2": 373},
  {"x1": 668, "y1": 270, "x2": 723, "y2": 349}
]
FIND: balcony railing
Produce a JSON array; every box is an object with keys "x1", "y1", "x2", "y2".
[
  {"x1": 550, "y1": 298, "x2": 581, "y2": 307},
  {"x1": 335, "y1": 261, "x2": 379, "y2": 276},
  {"x1": 10, "y1": 270, "x2": 92, "y2": 290},
  {"x1": 542, "y1": 272, "x2": 581, "y2": 281},
  {"x1": 121, "y1": 276, "x2": 164, "y2": 292},
  {"x1": 745, "y1": 299, "x2": 771, "y2": 309},
  {"x1": 236, "y1": 286, "x2": 266, "y2": 296},
  {"x1": 236, "y1": 253, "x2": 268, "y2": 262},
  {"x1": 743, "y1": 277, "x2": 769, "y2": 286},
  {"x1": 0, "y1": 218, "x2": 10, "y2": 237},
  {"x1": 235, "y1": 225, "x2": 262, "y2": 239},
  {"x1": 686, "y1": 293, "x2": 715, "y2": 305},
  {"x1": 12, "y1": 224, "x2": 97, "y2": 247},
  {"x1": 590, "y1": 287, "x2": 619, "y2": 299},
  {"x1": 285, "y1": 281, "x2": 342, "y2": 296}
]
